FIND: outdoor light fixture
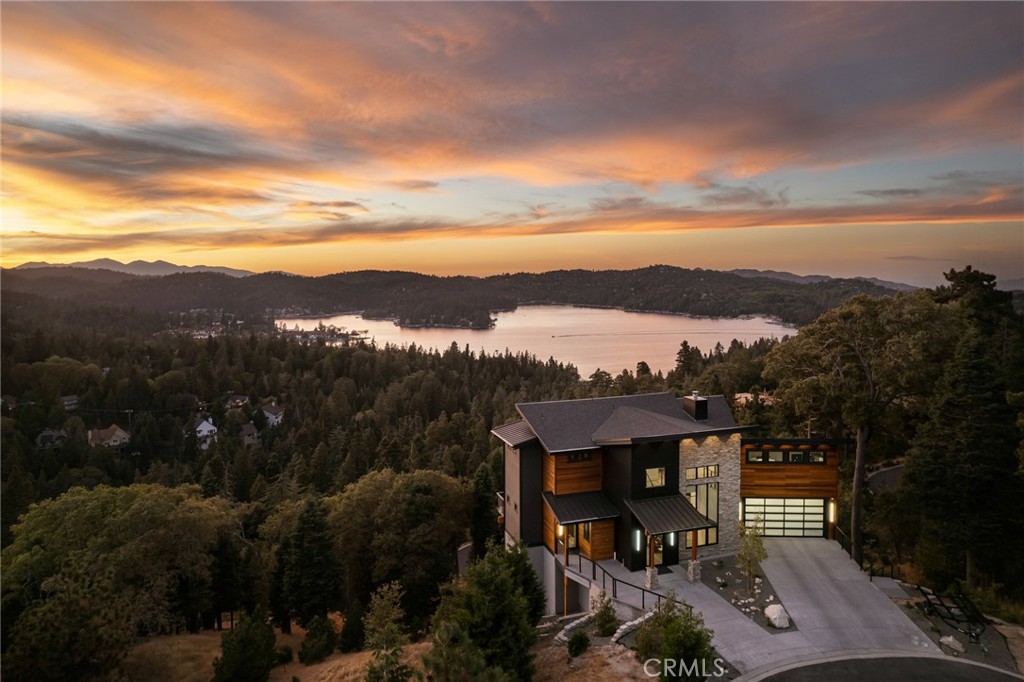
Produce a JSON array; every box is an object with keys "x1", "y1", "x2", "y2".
[
  {"x1": 634, "y1": 529, "x2": 642, "y2": 552},
  {"x1": 668, "y1": 532, "x2": 676, "y2": 547},
  {"x1": 557, "y1": 524, "x2": 563, "y2": 537},
  {"x1": 828, "y1": 500, "x2": 836, "y2": 524}
]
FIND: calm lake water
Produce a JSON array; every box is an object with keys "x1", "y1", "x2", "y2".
[{"x1": 277, "y1": 305, "x2": 795, "y2": 377}]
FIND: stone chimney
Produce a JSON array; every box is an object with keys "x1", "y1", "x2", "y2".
[{"x1": 682, "y1": 390, "x2": 709, "y2": 421}]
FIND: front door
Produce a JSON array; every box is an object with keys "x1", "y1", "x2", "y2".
[{"x1": 652, "y1": 534, "x2": 664, "y2": 565}]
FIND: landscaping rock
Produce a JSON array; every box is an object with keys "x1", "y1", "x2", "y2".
[
  {"x1": 939, "y1": 635, "x2": 965, "y2": 654},
  {"x1": 765, "y1": 604, "x2": 791, "y2": 628}
]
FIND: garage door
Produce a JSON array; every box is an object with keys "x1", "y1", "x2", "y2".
[{"x1": 743, "y1": 497, "x2": 826, "y2": 537}]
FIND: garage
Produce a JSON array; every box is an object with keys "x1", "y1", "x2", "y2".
[{"x1": 743, "y1": 497, "x2": 826, "y2": 537}]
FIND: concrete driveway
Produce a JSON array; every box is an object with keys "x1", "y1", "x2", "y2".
[{"x1": 758, "y1": 538, "x2": 929, "y2": 654}]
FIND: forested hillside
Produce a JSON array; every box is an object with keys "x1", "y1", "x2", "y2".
[
  {"x1": 1, "y1": 264, "x2": 893, "y2": 328},
  {"x1": 1, "y1": 267, "x2": 1021, "y2": 681}
]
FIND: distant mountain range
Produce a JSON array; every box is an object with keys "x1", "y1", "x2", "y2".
[
  {"x1": 14, "y1": 258, "x2": 253, "y2": 278},
  {"x1": 728, "y1": 269, "x2": 918, "y2": 292},
  {"x1": 4, "y1": 262, "x2": 1018, "y2": 329}
]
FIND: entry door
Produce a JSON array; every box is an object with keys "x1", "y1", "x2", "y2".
[
  {"x1": 744, "y1": 498, "x2": 826, "y2": 537},
  {"x1": 651, "y1": 534, "x2": 664, "y2": 565}
]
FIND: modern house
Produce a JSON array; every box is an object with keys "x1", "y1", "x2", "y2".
[
  {"x1": 493, "y1": 391, "x2": 748, "y2": 613},
  {"x1": 493, "y1": 392, "x2": 843, "y2": 616}
]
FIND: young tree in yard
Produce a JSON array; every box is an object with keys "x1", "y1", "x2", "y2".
[
  {"x1": 365, "y1": 582, "x2": 413, "y2": 682},
  {"x1": 737, "y1": 519, "x2": 767, "y2": 593},
  {"x1": 212, "y1": 609, "x2": 277, "y2": 682},
  {"x1": 764, "y1": 291, "x2": 953, "y2": 566}
]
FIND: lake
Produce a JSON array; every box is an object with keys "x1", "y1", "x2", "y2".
[{"x1": 277, "y1": 305, "x2": 796, "y2": 377}]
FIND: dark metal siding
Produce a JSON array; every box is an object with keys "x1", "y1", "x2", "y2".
[{"x1": 630, "y1": 441, "x2": 681, "y2": 500}]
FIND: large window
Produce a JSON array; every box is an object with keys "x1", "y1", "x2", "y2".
[
  {"x1": 645, "y1": 467, "x2": 666, "y2": 488},
  {"x1": 684, "y1": 482, "x2": 719, "y2": 547},
  {"x1": 744, "y1": 497, "x2": 826, "y2": 537}
]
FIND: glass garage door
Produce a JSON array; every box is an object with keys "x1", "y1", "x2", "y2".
[{"x1": 743, "y1": 498, "x2": 826, "y2": 537}]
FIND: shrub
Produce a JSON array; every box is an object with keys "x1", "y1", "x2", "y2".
[
  {"x1": 593, "y1": 591, "x2": 619, "y2": 637},
  {"x1": 299, "y1": 615, "x2": 338, "y2": 665},
  {"x1": 276, "y1": 644, "x2": 294, "y2": 665},
  {"x1": 635, "y1": 593, "x2": 714, "y2": 681},
  {"x1": 567, "y1": 630, "x2": 590, "y2": 658},
  {"x1": 212, "y1": 609, "x2": 277, "y2": 682}
]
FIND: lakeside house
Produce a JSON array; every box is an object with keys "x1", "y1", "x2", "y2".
[{"x1": 492, "y1": 391, "x2": 840, "y2": 615}]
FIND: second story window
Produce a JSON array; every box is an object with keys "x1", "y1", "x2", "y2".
[{"x1": 645, "y1": 467, "x2": 666, "y2": 488}]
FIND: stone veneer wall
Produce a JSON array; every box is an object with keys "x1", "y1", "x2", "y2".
[{"x1": 680, "y1": 433, "x2": 742, "y2": 559}]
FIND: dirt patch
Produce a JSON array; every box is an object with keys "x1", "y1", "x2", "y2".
[
  {"x1": 991, "y1": 621, "x2": 1024, "y2": 675},
  {"x1": 534, "y1": 641, "x2": 646, "y2": 682}
]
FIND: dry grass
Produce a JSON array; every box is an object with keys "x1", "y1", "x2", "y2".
[{"x1": 534, "y1": 641, "x2": 646, "y2": 682}]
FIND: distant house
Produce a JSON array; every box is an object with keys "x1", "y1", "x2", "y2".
[
  {"x1": 261, "y1": 402, "x2": 285, "y2": 427},
  {"x1": 186, "y1": 417, "x2": 218, "y2": 450},
  {"x1": 61, "y1": 395, "x2": 79, "y2": 412},
  {"x1": 89, "y1": 424, "x2": 130, "y2": 449},
  {"x1": 36, "y1": 428, "x2": 67, "y2": 449},
  {"x1": 240, "y1": 422, "x2": 258, "y2": 447},
  {"x1": 224, "y1": 394, "x2": 248, "y2": 410}
]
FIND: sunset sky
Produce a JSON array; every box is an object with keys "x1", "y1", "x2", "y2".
[{"x1": 2, "y1": 2, "x2": 1022, "y2": 286}]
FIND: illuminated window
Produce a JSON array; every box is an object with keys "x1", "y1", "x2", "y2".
[
  {"x1": 809, "y1": 451, "x2": 825, "y2": 463},
  {"x1": 746, "y1": 450, "x2": 764, "y2": 463},
  {"x1": 685, "y1": 465, "x2": 719, "y2": 480},
  {"x1": 768, "y1": 450, "x2": 784, "y2": 463},
  {"x1": 789, "y1": 451, "x2": 805, "y2": 463},
  {"x1": 645, "y1": 467, "x2": 666, "y2": 488},
  {"x1": 685, "y1": 482, "x2": 719, "y2": 547}
]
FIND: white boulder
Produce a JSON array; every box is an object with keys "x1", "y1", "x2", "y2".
[
  {"x1": 940, "y1": 635, "x2": 965, "y2": 653},
  {"x1": 764, "y1": 604, "x2": 791, "y2": 628}
]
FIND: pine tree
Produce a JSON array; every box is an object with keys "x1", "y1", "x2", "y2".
[
  {"x1": 469, "y1": 464, "x2": 500, "y2": 559},
  {"x1": 212, "y1": 609, "x2": 277, "y2": 682},
  {"x1": 905, "y1": 327, "x2": 1020, "y2": 588},
  {"x1": 284, "y1": 498, "x2": 343, "y2": 627}
]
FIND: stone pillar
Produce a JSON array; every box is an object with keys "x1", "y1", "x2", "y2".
[
  {"x1": 645, "y1": 566, "x2": 659, "y2": 590},
  {"x1": 687, "y1": 559, "x2": 702, "y2": 583}
]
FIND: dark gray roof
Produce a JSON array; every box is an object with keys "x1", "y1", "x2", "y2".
[
  {"x1": 867, "y1": 464, "x2": 905, "y2": 492},
  {"x1": 624, "y1": 495, "x2": 716, "y2": 534},
  {"x1": 491, "y1": 420, "x2": 538, "y2": 447},
  {"x1": 516, "y1": 392, "x2": 738, "y2": 453},
  {"x1": 542, "y1": 491, "x2": 621, "y2": 525}
]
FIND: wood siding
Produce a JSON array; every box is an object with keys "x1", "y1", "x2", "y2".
[
  {"x1": 543, "y1": 450, "x2": 603, "y2": 495},
  {"x1": 740, "y1": 444, "x2": 839, "y2": 498},
  {"x1": 588, "y1": 519, "x2": 615, "y2": 560},
  {"x1": 543, "y1": 504, "x2": 556, "y2": 553}
]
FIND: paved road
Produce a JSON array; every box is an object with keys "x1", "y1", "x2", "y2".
[{"x1": 752, "y1": 655, "x2": 1023, "y2": 682}]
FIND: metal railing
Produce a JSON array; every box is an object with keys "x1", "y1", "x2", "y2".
[{"x1": 559, "y1": 550, "x2": 665, "y2": 611}]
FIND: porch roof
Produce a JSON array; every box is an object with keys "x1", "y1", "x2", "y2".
[
  {"x1": 542, "y1": 490, "x2": 620, "y2": 525},
  {"x1": 624, "y1": 494, "x2": 716, "y2": 535}
]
